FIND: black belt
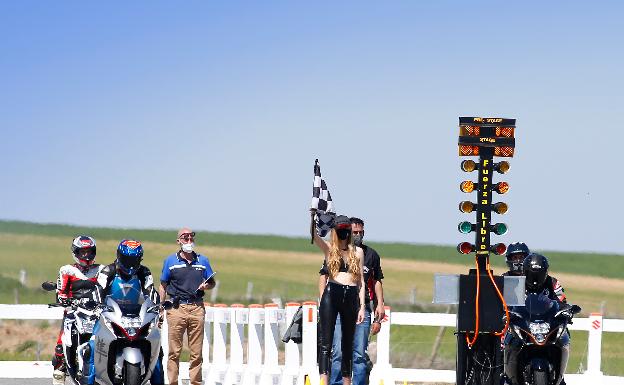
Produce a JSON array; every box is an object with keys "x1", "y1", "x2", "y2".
[{"x1": 178, "y1": 298, "x2": 203, "y2": 304}]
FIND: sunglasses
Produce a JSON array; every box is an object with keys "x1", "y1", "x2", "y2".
[{"x1": 179, "y1": 232, "x2": 196, "y2": 240}]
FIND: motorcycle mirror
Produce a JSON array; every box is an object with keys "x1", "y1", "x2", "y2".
[
  {"x1": 162, "y1": 300, "x2": 174, "y2": 311},
  {"x1": 570, "y1": 305, "x2": 581, "y2": 315},
  {"x1": 41, "y1": 281, "x2": 56, "y2": 291}
]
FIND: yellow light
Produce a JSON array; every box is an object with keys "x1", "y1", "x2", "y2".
[
  {"x1": 461, "y1": 160, "x2": 477, "y2": 172},
  {"x1": 495, "y1": 182, "x2": 509, "y2": 194},
  {"x1": 459, "y1": 201, "x2": 475, "y2": 213},
  {"x1": 460, "y1": 181, "x2": 475, "y2": 193},
  {"x1": 492, "y1": 202, "x2": 508, "y2": 214},
  {"x1": 495, "y1": 161, "x2": 510, "y2": 174}
]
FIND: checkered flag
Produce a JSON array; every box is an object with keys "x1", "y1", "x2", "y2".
[
  {"x1": 311, "y1": 159, "x2": 335, "y2": 214},
  {"x1": 310, "y1": 159, "x2": 336, "y2": 241}
]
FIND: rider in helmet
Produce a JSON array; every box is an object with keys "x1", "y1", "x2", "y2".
[
  {"x1": 82, "y1": 239, "x2": 164, "y2": 385},
  {"x1": 523, "y1": 253, "x2": 566, "y2": 303},
  {"x1": 503, "y1": 253, "x2": 571, "y2": 385},
  {"x1": 504, "y1": 242, "x2": 530, "y2": 276},
  {"x1": 52, "y1": 236, "x2": 103, "y2": 385}
]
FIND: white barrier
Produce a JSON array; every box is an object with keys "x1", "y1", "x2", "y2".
[{"x1": 1, "y1": 304, "x2": 624, "y2": 384}]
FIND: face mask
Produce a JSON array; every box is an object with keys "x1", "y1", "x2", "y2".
[
  {"x1": 336, "y1": 229, "x2": 350, "y2": 240},
  {"x1": 353, "y1": 234, "x2": 363, "y2": 246},
  {"x1": 181, "y1": 242, "x2": 195, "y2": 253}
]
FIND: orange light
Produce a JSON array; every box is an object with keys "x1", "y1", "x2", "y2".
[
  {"x1": 495, "y1": 147, "x2": 514, "y2": 157},
  {"x1": 461, "y1": 160, "x2": 477, "y2": 172},
  {"x1": 460, "y1": 181, "x2": 475, "y2": 193},
  {"x1": 492, "y1": 202, "x2": 508, "y2": 214},
  {"x1": 495, "y1": 182, "x2": 509, "y2": 194},
  {"x1": 495, "y1": 161, "x2": 510, "y2": 174},
  {"x1": 460, "y1": 125, "x2": 480, "y2": 136},
  {"x1": 495, "y1": 127, "x2": 514, "y2": 138},
  {"x1": 459, "y1": 201, "x2": 475, "y2": 213},
  {"x1": 459, "y1": 145, "x2": 480, "y2": 156}
]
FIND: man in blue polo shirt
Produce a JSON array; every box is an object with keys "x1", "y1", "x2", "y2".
[{"x1": 159, "y1": 227, "x2": 216, "y2": 385}]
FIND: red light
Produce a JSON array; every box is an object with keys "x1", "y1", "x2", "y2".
[
  {"x1": 491, "y1": 243, "x2": 507, "y2": 255},
  {"x1": 457, "y1": 242, "x2": 474, "y2": 254}
]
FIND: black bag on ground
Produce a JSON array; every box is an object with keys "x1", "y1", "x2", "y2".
[{"x1": 282, "y1": 306, "x2": 303, "y2": 344}]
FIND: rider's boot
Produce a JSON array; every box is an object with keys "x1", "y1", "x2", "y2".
[{"x1": 52, "y1": 344, "x2": 66, "y2": 385}]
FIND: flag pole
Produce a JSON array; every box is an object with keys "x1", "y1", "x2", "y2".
[{"x1": 310, "y1": 209, "x2": 316, "y2": 244}]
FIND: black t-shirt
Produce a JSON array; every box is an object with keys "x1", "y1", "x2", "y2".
[{"x1": 319, "y1": 244, "x2": 384, "y2": 305}]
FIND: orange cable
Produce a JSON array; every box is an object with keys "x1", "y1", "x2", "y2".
[
  {"x1": 486, "y1": 259, "x2": 510, "y2": 336},
  {"x1": 465, "y1": 255, "x2": 480, "y2": 347}
]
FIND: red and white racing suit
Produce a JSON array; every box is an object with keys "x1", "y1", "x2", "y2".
[{"x1": 52, "y1": 263, "x2": 103, "y2": 370}]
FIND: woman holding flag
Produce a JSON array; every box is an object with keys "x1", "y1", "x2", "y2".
[{"x1": 313, "y1": 214, "x2": 365, "y2": 385}]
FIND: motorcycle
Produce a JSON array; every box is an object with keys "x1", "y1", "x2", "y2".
[
  {"x1": 42, "y1": 281, "x2": 100, "y2": 385},
  {"x1": 90, "y1": 294, "x2": 173, "y2": 385},
  {"x1": 503, "y1": 292, "x2": 581, "y2": 385}
]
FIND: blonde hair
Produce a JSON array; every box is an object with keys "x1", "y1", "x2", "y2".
[{"x1": 326, "y1": 228, "x2": 360, "y2": 282}]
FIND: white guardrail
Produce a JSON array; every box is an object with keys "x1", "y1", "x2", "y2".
[{"x1": 1, "y1": 303, "x2": 623, "y2": 384}]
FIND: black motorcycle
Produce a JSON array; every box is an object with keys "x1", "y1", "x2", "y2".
[{"x1": 503, "y1": 292, "x2": 581, "y2": 385}]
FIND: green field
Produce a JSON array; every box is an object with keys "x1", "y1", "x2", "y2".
[{"x1": 0, "y1": 220, "x2": 622, "y2": 376}]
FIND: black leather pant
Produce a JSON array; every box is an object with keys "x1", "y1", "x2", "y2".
[{"x1": 319, "y1": 282, "x2": 359, "y2": 377}]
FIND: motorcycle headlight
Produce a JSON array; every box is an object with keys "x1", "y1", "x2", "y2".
[
  {"x1": 529, "y1": 322, "x2": 550, "y2": 335},
  {"x1": 534, "y1": 333, "x2": 546, "y2": 343}
]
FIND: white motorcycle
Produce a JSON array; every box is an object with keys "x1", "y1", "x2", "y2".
[
  {"x1": 90, "y1": 294, "x2": 172, "y2": 385},
  {"x1": 43, "y1": 281, "x2": 101, "y2": 385}
]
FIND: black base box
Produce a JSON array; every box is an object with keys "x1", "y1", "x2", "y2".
[{"x1": 458, "y1": 271, "x2": 506, "y2": 333}]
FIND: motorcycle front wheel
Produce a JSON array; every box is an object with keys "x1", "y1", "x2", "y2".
[{"x1": 123, "y1": 361, "x2": 141, "y2": 385}]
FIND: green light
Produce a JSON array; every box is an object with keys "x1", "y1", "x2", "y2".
[
  {"x1": 492, "y1": 223, "x2": 508, "y2": 235},
  {"x1": 458, "y1": 221, "x2": 473, "y2": 234}
]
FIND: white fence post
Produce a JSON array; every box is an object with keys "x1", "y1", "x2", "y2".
[
  {"x1": 281, "y1": 302, "x2": 301, "y2": 385},
  {"x1": 224, "y1": 304, "x2": 247, "y2": 385},
  {"x1": 585, "y1": 312, "x2": 604, "y2": 377},
  {"x1": 243, "y1": 304, "x2": 265, "y2": 385},
  {"x1": 298, "y1": 301, "x2": 319, "y2": 385},
  {"x1": 207, "y1": 304, "x2": 229, "y2": 385},
  {"x1": 260, "y1": 303, "x2": 283, "y2": 384},
  {"x1": 369, "y1": 306, "x2": 393, "y2": 385},
  {"x1": 202, "y1": 302, "x2": 213, "y2": 380}
]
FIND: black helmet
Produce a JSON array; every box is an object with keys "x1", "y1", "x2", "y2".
[
  {"x1": 71, "y1": 236, "x2": 97, "y2": 267},
  {"x1": 523, "y1": 253, "x2": 549, "y2": 292},
  {"x1": 505, "y1": 242, "x2": 530, "y2": 275}
]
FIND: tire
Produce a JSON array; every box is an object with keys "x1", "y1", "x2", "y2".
[
  {"x1": 533, "y1": 370, "x2": 548, "y2": 385},
  {"x1": 123, "y1": 361, "x2": 141, "y2": 385}
]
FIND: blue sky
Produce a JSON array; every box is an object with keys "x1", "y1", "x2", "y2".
[{"x1": 1, "y1": 1, "x2": 623, "y2": 253}]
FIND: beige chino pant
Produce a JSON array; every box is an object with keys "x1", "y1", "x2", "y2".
[{"x1": 166, "y1": 303, "x2": 205, "y2": 385}]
